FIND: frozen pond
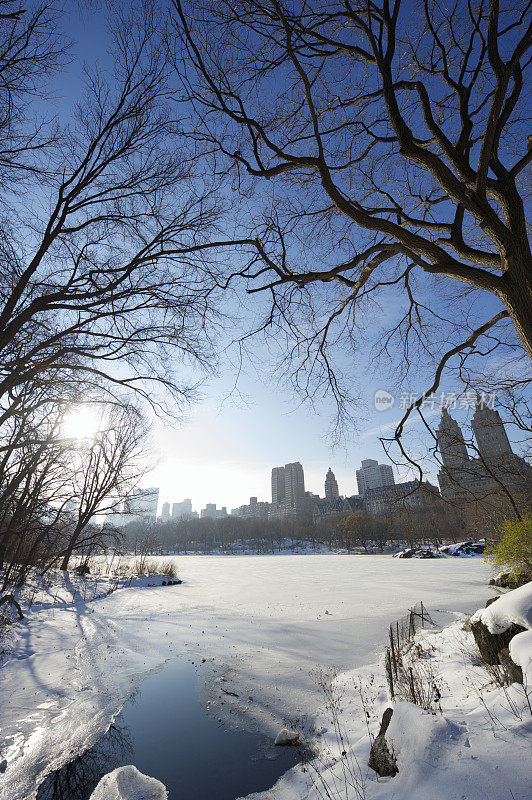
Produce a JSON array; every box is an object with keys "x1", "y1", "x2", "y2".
[
  {"x1": 1, "y1": 554, "x2": 495, "y2": 800},
  {"x1": 36, "y1": 659, "x2": 298, "y2": 800}
]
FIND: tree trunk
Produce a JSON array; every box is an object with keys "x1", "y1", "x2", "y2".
[
  {"x1": 502, "y1": 258, "x2": 532, "y2": 360},
  {"x1": 60, "y1": 543, "x2": 75, "y2": 571}
]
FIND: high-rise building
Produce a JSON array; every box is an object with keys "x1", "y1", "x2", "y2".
[
  {"x1": 356, "y1": 459, "x2": 395, "y2": 496},
  {"x1": 437, "y1": 408, "x2": 471, "y2": 473},
  {"x1": 200, "y1": 503, "x2": 227, "y2": 520},
  {"x1": 172, "y1": 499, "x2": 193, "y2": 520},
  {"x1": 271, "y1": 466, "x2": 285, "y2": 506},
  {"x1": 436, "y1": 403, "x2": 531, "y2": 500},
  {"x1": 160, "y1": 501, "x2": 171, "y2": 521},
  {"x1": 270, "y1": 461, "x2": 306, "y2": 518},
  {"x1": 285, "y1": 462, "x2": 305, "y2": 506},
  {"x1": 324, "y1": 467, "x2": 339, "y2": 500},
  {"x1": 472, "y1": 398, "x2": 513, "y2": 466}
]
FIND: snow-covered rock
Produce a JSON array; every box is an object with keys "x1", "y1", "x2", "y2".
[
  {"x1": 394, "y1": 547, "x2": 441, "y2": 559},
  {"x1": 274, "y1": 727, "x2": 300, "y2": 746},
  {"x1": 471, "y1": 581, "x2": 532, "y2": 683},
  {"x1": 438, "y1": 540, "x2": 485, "y2": 556},
  {"x1": 89, "y1": 765, "x2": 167, "y2": 800}
]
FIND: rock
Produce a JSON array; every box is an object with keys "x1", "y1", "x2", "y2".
[
  {"x1": 0, "y1": 759, "x2": 7, "y2": 773},
  {"x1": 470, "y1": 619, "x2": 527, "y2": 665},
  {"x1": 394, "y1": 548, "x2": 413, "y2": 559},
  {"x1": 274, "y1": 728, "x2": 300, "y2": 746},
  {"x1": 499, "y1": 648, "x2": 523, "y2": 684},
  {"x1": 368, "y1": 707, "x2": 398, "y2": 777},
  {"x1": 489, "y1": 572, "x2": 512, "y2": 588},
  {"x1": 74, "y1": 563, "x2": 90, "y2": 576},
  {"x1": 485, "y1": 596, "x2": 500, "y2": 607}
]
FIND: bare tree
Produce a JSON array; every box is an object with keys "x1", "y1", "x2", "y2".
[
  {"x1": 57, "y1": 403, "x2": 150, "y2": 571},
  {"x1": 172, "y1": 0, "x2": 531, "y2": 444},
  {"x1": 0, "y1": 0, "x2": 257, "y2": 432}
]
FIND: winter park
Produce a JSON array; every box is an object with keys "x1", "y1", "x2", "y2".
[{"x1": 0, "y1": 1, "x2": 531, "y2": 799}]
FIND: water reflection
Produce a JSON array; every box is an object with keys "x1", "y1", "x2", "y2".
[
  {"x1": 36, "y1": 659, "x2": 299, "y2": 800},
  {"x1": 37, "y1": 723, "x2": 133, "y2": 800}
]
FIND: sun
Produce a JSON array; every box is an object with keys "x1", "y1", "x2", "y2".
[{"x1": 62, "y1": 407, "x2": 101, "y2": 441}]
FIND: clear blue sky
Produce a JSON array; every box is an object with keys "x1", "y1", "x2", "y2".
[{"x1": 51, "y1": 2, "x2": 527, "y2": 514}]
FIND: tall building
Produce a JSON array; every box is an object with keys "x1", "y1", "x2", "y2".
[
  {"x1": 285, "y1": 462, "x2": 305, "y2": 506},
  {"x1": 122, "y1": 487, "x2": 159, "y2": 524},
  {"x1": 471, "y1": 398, "x2": 513, "y2": 466},
  {"x1": 324, "y1": 467, "x2": 339, "y2": 500},
  {"x1": 200, "y1": 503, "x2": 227, "y2": 520},
  {"x1": 356, "y1": 459, "x2": 395, "y2": 496},
  {"x1": 172, "y1": 499, "x2": 193, "y2": 520},
  {"x1": 437, "y1": 402, "x2": 531, "y2": 500},
  {"x1": 437, "y1": 408, "x2": 471, "y2": 473},
  {"x1": 270, "y1": 461, "x2": 307, "y2": 518},
  {"x1": 271, "y1": 466, "x2": 285, "y2": 506},
  {"x1": 160, "y1": 501, "x2": 171, "y2": 522}
]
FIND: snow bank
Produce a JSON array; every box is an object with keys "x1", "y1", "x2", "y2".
[
  {"x1": 472, "y1": 581, "x2": 532, "y2": 683},
  {"x1": 471, "y1": 580, "x2": 532, "y2": 633},
  {"x1": 89, "y1": 765, "x2": 167, "y2": 800}
]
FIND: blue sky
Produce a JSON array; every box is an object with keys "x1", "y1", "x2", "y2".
[{"x1": 46, "y1": 2, "x2": 528, "y2": 514}]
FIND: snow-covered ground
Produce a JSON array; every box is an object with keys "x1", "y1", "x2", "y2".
[
  {"x1": 0, "y1": 554, "x2": 494, "y2": 800},
  {"x1": 254, "y1": 584, "x2": 532, "y2": 800}
]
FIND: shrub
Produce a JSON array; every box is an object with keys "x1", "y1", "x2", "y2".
[{"x1": 484, "y1": 516, "x2": 532, "y2": 584}]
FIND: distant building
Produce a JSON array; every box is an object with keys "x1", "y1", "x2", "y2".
[
  {"x1": 324, "y1": 468, "x2": 339, "y2": 500},
  {"x1": 363, "y1": 480, "x2": 440, "y2": 517},
  {"x1": 172, "y1": 498, "x2": 194, "y2": 520},
  {"x1": 269, "y1": 461, "x2": 307, "y2": 519},
  {"x1": 312, "y1": 493, "x2": 363, "y2": 523},
  {"x1": 356, "y1": 459, "x2": 395, "y2": 496},
  {"x1": 200, "y1": 503, "x2": 228, "y2": 520},
  {"x1": 122, "y1": 487, "x2": 159, "y2": 524},
  {"x1": 160, "y1": 501, "x2": 171, "y2": 522},
  {"x1": 437, "y1": 399, "x2": 532, "y2": 501},
  {"x1": 271, "y1": 466, "x2": 286, "y2": 506},
  {"x1": 231, "y1": 496, "x2": 270, "y2": 519}
]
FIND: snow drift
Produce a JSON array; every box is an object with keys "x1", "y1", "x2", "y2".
[{"x1": 89, "y1": 765, "x2": 167, "y2": 800}]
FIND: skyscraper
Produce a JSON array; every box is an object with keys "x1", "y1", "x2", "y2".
[
  {"x1": 172, "y1": 498, "x2": 193, "y2": 519},
  {"x1": 271, "y1": 466, "x2": 286, "y2": 506},
  {"x1": 436, "y1": 402, "x2": 531, "y2": 500},
  {"x1": 284, "y1": 461, "x2": 305, "y2": 506},
  {"x1": 324, "y1": 467, "x2": 339, "y2": 499},
  {"x1": 472, "y1": 397, "x2": 513, "y2": 466},
  {"x1": 437, "y1": 408, "x2": 471, "y2": 473},
  {"x1": 356, "y1": 459, "x2": 394, "y2": 496},
  {"x1": 270, "y1": 462, "x2": 306, "y2": 518}
]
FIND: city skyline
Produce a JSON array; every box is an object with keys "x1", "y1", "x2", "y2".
[{"x1": 146, "y1": 394, "x2": 530, "y2": 516}]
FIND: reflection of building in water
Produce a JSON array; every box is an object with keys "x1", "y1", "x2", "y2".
[{"x1": 437, "y1": 399, "x2": 531, "y2": 501}]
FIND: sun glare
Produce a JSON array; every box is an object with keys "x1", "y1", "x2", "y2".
[{"x1": 62, "y1": 408, "x2": 101, "y2": 441}]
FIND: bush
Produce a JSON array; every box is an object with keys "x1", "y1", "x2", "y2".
[{"x1": 484, "y1": 516, "x2": 532, "y2": 584}]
